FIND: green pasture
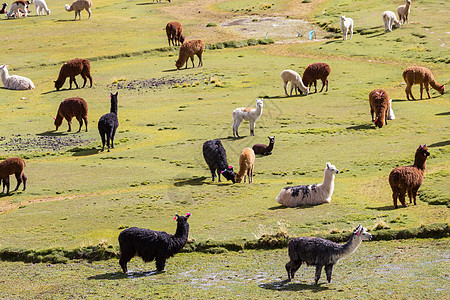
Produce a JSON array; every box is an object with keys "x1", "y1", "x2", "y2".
[{"x1": 0, "y1": 0, "x2": 448, "y2": 297}]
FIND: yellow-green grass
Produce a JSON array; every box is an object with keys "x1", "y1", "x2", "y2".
[{"x1": 0, "y1": 0, "x2": 448, "y2": 251}]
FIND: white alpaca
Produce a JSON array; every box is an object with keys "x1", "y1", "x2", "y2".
[
  {"x1": 35, "y1": 0, "x2": 50, "y2": 15},
  {"x1": 6, "y1": 1, "x2": 29, "y2": 18},
  {"x1": 276, "y1": 162, "x2": 339, "y2": 207},
  {"x1": 232, "y1": 98, "x2": 263, "y2": 137},
  {"x1": 397, "y1": 0, "x2": 412, "y2": 24},
  {"x1": 339, "y1": 16, "x2": 353, "y2": 41},
  {"x1": 280, "y1": 69, "x2": 309, "y2": 97},
  {"x1": 382, "y1": 11, "x2": 401, "y2": 32},
  {"x1": 387, "y1": 99, "x2": 395, "y2": 120},
  {"x1": 0, "y1": 65, "x2": 35, "y2": 90}
]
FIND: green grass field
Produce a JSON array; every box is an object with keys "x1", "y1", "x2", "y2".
[{"x1": 0, "y1": 0, "x2": 449, "y2": 297}]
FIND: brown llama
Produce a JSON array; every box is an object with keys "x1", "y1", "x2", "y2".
[
  {"x1": 166, "y1": 22, "x2": 185, "y2": 46},
  {"x1": 369, "y1": 89, "x2": 390, "y2": 128},
  {"x1": 0, "y1": 157, "x2": 27, "y2": 195},
  {"x1": 389, "y1": 145, "x2": 430, "y2": 208},
  {"x1": 54, "y1": 97, "x2": 88, "y2": 132},
  {"x1": 302, "y1": 62, "x2": 331, "y2": 93},
  {"x1": 402, "y1": 66, "x2": 445, "y2": 100},
  {"x1": 175, "y1": 39, "x2": 205, "y2": 70},
  {"x1": 54, "y1": 58, "x2": 92, "y2": 91}
]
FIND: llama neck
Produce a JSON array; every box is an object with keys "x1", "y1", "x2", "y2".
[
  {"x1": 339, "y1": 234, "x2": 362, "y2": 258},
  {"x1": 430, "y1": 80, "x2": 443, "y2": 92},
  {"x1": 321, "y1": 171, "x2": 335, "y2": 194},
  {"x1": 254, "y1": 104, "x2": 263, "y2": 116},
  {"x1": 413, "y1": 154, "x2": 427, "y2": 170},
  {"x1": 174, "y1": 222, "x2": 189, "y2": 241},
  {"x1": 0, "y1": 68, "x2": 9, "y2": 83},
  {"x1": 110, "y1": 100, "x2": 118, "y2": 115},
  {"x1": 266, "y1": 141, "x2": 274, "y2": 152}
]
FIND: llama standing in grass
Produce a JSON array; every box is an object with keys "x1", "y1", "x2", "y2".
[
  {"x1": 302, "y1": 62, "x2": 331, "y2": 93},
  {"x1": 232, "y1": 98, "x2": 263, "y2": 138},
  {"x1": 65, "y1": 0, "x2": 92, "y2": 20},
  {"x1": 6, "y1": 1, "x2": 29, "y2": 18},
  {"x1": 402, "y1": 66, "x2": 445, "y2": 100},
  {"x1": 98, "y1": 92, "x2": 119, "y2": 152},
  {"x1": 54, "y1": 58, "x2": 92, "y2": 91},
  {"x1": 0, "y1": 64, "x2": 34, "y2": 90},
  {"x1": 34, "y1": 0, "x2": 50, "y2": 15},
  {"x1": 166, "y1": 22, "x2": 185, "y2": 46},
  {"x1": 397, "y1": 0, "x2": 412, "y2": 24},
  {"x1": 234, "y1": 147, "x2": 255, "y2": 183},
  {"x1": 280, "y1": 69, "x2": 309, "y2": 96},
  {"x1": 389, "y1": 145, "x2": 429, "y2": 208},
  {"x1": 369, "y1": 89, "x2": 390, "y2": 128},
  {"x1": 119, "y1": 213, "x2": 191, "y2": 273},
  {"x1": 276, "y1": 162, "x2": 339, "y2": 207},
  {"x1": 0, "y1": 157, "x2": 27, "y2": 195},
  {"x1": 382, "y1": 11, "x2": 401, "y2": 32},
  {"x1": 285, "y1": 224, "x2": 372, "y2": 285},
  {"x1": 202, "y1": 139, "x2": 235, "y2": 183},
  {"x1": 339, "y1": 16, "x2": 353, "y2": 40},
  {"x1": 175, "y1": 39, "x2": 205, "y2": 70},
  {"x1": 54, "y1": 97, "x2": 88, "y2": 132}
]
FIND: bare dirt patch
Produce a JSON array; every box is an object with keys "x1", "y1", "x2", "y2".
[{"x1": 0, "y1": 134, "x2": 93, "y2": 153}]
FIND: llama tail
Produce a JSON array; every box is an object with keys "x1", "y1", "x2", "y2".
[{"x1": 65, "y1": 4, "x2": 73, "y2": 12}]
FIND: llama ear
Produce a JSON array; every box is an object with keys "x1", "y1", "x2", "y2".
[
  {"x1": 221, "y1": 170, "x2": 224, "y2": 174},
  {"x1": 229, "y1": 165, "x2": 233, "y2": 169},
  {"x1": 186, "y1": 213, "x2": 191, "y2": 218},
  {"x1": 53, "y1": 117, "x2": 56, "y2": 120},
  {"x1": 174, "y1": 213, "x2": 178, "y2": 220}
]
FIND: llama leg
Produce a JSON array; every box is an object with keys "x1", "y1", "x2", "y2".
[
  {"x1": 349, "y1": 26, "x2": 353, "y2": 40},
  {"x1": 314, "y1": 265, "x2": 323, "y2": 285},
  {"x1": 66, "y1": 117, "x2": 72, "y2": 132},
  {"x1": 100, "y1": 132, "x2": 106, "y2": 151},
  {"x1": 13, "y1": 173, "x2": 22, "y2": 191},
  {"x1": 106, "y1": 133, "x2": 111, "y2": 152},
  {"x1": 283, "y1": 81, "x2": 289, "y2": 96},
  {"x1": 21, "y1": 174, "x2": 27, "y2": 191},
  {"x1": 392, "y1": 189, "x2": 399, "y2": 209},
  {"x1": 250, "y1": 120, "x2": 255, "y2": 136},
  {"x1": 412, "y1": 188, "x2": 419, "y2": 205},
  {"x1": 420, "y1": 83, "x2": 424, "y2": 100},
  {"x1": 407, "y1": 190, "x2": 413, "y2": 204},
  {"x1": 197, "y1": 53, "x2": 203, "y2": 67},
  {"x1": 285, "y1": 260, "x2": 302, "y2": 281},
  {"x1": 289, "y1": 82, "x2": 294, "y2": 96},
  {"x1": 155, "y1": 256, "x2": 166, "y2": 272},
  {"x1": 87, "y1": 8, "x2": 92, "y2": 19},
  {"x1": 399, "y1": 191, "x2": 407, "y2": 207},
  {"x1": 76, "y1": 116, "x2": 83, "y2": 132},
  {"x1": 111, "y1": 127, "x2": 117, "y2": 149},
  {"x1": 81, "y1": 74, "x2": 87, "y2": 88},
  {"x1": 83, "y1": 116, "x2": 88, "y2": 132},
  {"x1": 319, "y1": 79, "x2": 326, "y2": 92},
  {"x1": 371, "y1": 108, "x2": 375, "y2": 121},
  {"x1": 73, "y1": 77, "x2": 79, "y2": 89},
  {"x1": 4, "y1": 177, "x2": 10, "y2": 194},
  {"x1": 314, "y1": 80, "x2": 317, "y2": 93},
  {"x1": 325, "y1": 264, "x2": 334, "y2": 283},
  {"x1": 424, "y1": 82, "x2": 431, "y2": 99},
  {"x1": 233, "y1": 118, "x2": 242, "y2": 138},
  {"x1": 217, "y1": 169, "x2": 223, "y2": 182}
]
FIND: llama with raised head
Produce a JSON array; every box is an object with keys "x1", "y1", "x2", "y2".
[
  {"x1": 276, "y1": 162, "x2": 339, "y2": 207},
  {"x1": 118, "y1": 213, "x2": 191, "y2": 273},
  {"x1": 0, "y1": 64, "x2": 34, "y2": 90},
  {"x1": 252, "y1": 136, "x2": 275, "y2": 155},
  {"x1": 232, "y1": 98, "x2": 263, "y2": 137},
  {"x1": 397, "y1": 0, "x2": 412, "y2": 24},
  {"x1": 339, "y1": 16, "x2": 353, "y2": 40},
  {"x1": 98, "y1": 92, "x2": 119, "y2": 152},
  {"x1": 389, "y1": 145, "x2": 429, "y2": 208},
  {"x1": 285, "y1": 224, "x2": 372, "y2": 285}
]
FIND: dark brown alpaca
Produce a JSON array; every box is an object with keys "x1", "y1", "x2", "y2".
[
  {"x1": 369, "y1": 89, "x2": 390, "y2": 128},
  {"x1": 389, "y1": 145, "x2": 430, "y2": 208},
  {"x1": 166, "y1": 21, "x2": 185, "y2": 46},
  {"x1": 54, "y1": 58, "x2": 92, "y2": 91},
  {"x1": 302, "y1": 62, "x2": 331, "y2": 93},
  {"x1": 0, "y1": 157, "x2": 27, "y2": 195},
  {"x1": 54, "y1": 97, "x2": 88, "y2": 132}
]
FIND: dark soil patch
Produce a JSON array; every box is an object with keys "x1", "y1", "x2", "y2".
[
  {"x1": 0, "y1": 134, "x2": 93, "y2": 153},
  {"x1": 108, "y1": 75, "x2": 208, "y2": 92}
]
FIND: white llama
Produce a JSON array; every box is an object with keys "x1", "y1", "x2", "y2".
[
  {"x1": 382, "y1": 11, "x2": 401, "y2": 32},
  {"x1": 35, "y1": 0, "x2": 51, "y2": 15},
  {"x1": 280, "y1": 69, "x2": 309, "y2": 96},
  {"x1": 276, "y1": 162, "x2": 339, "y2": 207},
  {"x1": 0, "y1": 64, "x2": 35, "y2": 90},
  {"x1": 6, "y1": 0, "x2": 29, "y2": 18},
  {"x1": 232, "y1": 98, "x2": 263, "y2": 138},
  {"x1": 339, "y1": 16, "x2": 353, "y2": 41}
]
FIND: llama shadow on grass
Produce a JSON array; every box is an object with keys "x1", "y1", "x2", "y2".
[
  {"x1": 435, "y1": 111, "x2": 450, "y2": 116},
  {"x1": 162, "y1": 68, "x2": 179, "y2": 73},
  {"x1": 68, "y1": 147, "x2": 100, "y2": 156},
  {"x1": 36, "y1": 130, "x2": 68, "y2": 137},
  {"x1": 346, "y1": 124, "x2": 374, "y2": 131},
  {"x1": 391, "y1": 98, "x2": 407, "y2": 102},
  {"x1": 427, "y1": 140, "x2": 450, "y2": 148},
  {"x1": 259, "y1": 280, "x2": 329, "y2": 292},
  {"x1": 367, "y1": 205, "x2": 395, "y2": 211},
  {"x1": 174, "y1": 176, "x2": 209, "y2": 186},
  {"x1": 268, "y1": 204, "x2": 316, "y2": 210},
  {"x1": 88, "y1": 270, "x2": 160, "y2": 280}
]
